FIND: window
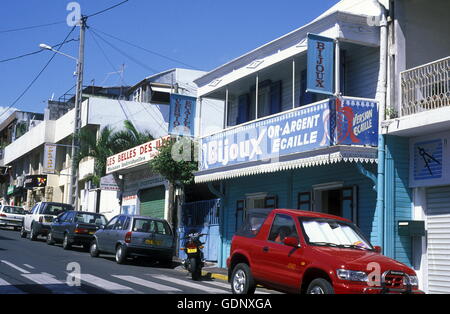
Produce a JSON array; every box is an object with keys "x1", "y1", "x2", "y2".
[
  {"x1": 31, "y1": 204, "x2": 39, "y2": 214},
  {"x1": 114, "y1": 216, "x2": 127, "y2": 230},
  {"x1": 133, "y1": 218, "x2": 152, "y2": 233},
  {"x1": 268, "y1": 214, "x2": 299, "y2": 244},
  {"x1": 153, "y1": 221, "x2": 171, "y2": 235},
  {"x1": 64, "y1": 212, "x2": 75, "y2": 222},
  {"x1": 235, "y1": 200, "x2": 246, "y2": 231},
  {"x1": 58, "y1": 212, "x2": 68, "y2": 222},
  {"x1": 311, "y1": 184, "x2": 357, "y2": 222},
  {"x1": 2, "y1": 206, "x2": 25, "y2": 215},
  {"x1": 42, "y1": 203, "x2": 73, "y2": 216},
  {"x1": 298, "y1": 192, "x2": 311, "y2": 211},
  {"x1": 74, "y1": 213, "x2": 107, "y2": 225},
  {"x1": 235, "y1": 208, "x2": 271, "y2": 238},
  {"x1": 105, "y1": 216, "x2": 119, "y2": 230}
]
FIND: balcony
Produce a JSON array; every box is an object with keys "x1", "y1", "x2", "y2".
[{"x1": 401, "y1": 56, "x2": 450, "y2": 117}]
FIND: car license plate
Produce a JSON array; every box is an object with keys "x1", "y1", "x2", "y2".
[
  {"x1": 187, "y1": 248, "x2": 197, "y2": 254},
  {"x1": 145, "y1": 239, "x2": 161, "y2": 246}
]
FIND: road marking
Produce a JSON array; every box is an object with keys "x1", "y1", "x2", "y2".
[
  {"x1": 21, "y1": 273, "x2": 85, "y2": 294},
  {"x1": 1, "y1": 260, "x2": 31, "y2": 274},
  {"x1": 23, "y1": 264, "x2": 35, "y2": 270},
  {"x1": 192, "y1": 278, "x2": 271, "y2": 294},
  {"x1": 81, "y1": 274, "x2": 141, "y2": 294},
  {"x1": 113, "y1": 275, "x2": 182, "y2": 293},
  {"x1": 0, "y1": 277, "x2": 26, "y2": 294},
  {"x1": 150, "y1": 275, "x2": 228, "y2": 294}
]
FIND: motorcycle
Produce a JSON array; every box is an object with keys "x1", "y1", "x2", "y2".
[{"x1": 182, "y1": 232, "x2": 206, "y2": 281}]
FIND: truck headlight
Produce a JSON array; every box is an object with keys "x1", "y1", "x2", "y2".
[
  {"x1": 404, "y1": 275, "x2": 419, "y2": 287},
  {"x1": 336, "y1": 269, "x2": 368, "y2": 282}
]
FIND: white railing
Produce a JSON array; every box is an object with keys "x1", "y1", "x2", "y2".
[{"x1": 401, "y1": 56, "x2": 450, "y2": 117}]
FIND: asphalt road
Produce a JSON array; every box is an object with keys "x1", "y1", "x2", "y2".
[{"x1": 0, "y1": 226, "x2": 275, "y2": 295}]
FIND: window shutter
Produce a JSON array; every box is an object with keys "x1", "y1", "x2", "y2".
[
  {"x1": 298, "y1": 192, "x2": 312, "y2": 211},
  {"x1": 269, "y1": 81, "x2": 282, "y2": 114},
  {"x1": 237, "y1": 94, "x2": 250, "y2": 124},
  {"x1": 236, "y1": 200, "x2": 246, "y2": 231},
  {"x1": 340, "y1": 50, "x2": 346, "y2": 95}
]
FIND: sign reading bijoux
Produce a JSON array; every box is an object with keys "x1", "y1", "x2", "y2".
[
  {"x1": 106, "y1": 136, "x2": 171, "y2": 174},
  {"x1": 200, "y1": 100, "x2": 332, "y2": 171},
  {"x1": 199, "y1": 97, "x2": 378, "y2": 172},
  {"x1": 307, "y1": 33, "x2": 335, "y2": 96}
]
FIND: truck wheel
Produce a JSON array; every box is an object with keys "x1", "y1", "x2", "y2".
[
  {"x1": 306, "y1": 278, "x2": 334, "y2": 294},
  {"x1": 115, "y1": 245, "x2": 127, "y2": 264},
  {"x1": 20, "y1": 226, "x2": 27, "y2": 238},
  {"x1": 231, "y1": 263, "x2": 256, "y2": 294},
  {"x1": 29, "y1": 224, "x2": 38, "y2": 241}
]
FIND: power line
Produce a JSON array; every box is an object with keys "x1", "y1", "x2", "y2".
[
  {"x1": 86, "y1": 0, "x2": 130, "y2": 18},
  {"x1": 0, "y1": 26, "x2": 77, "y2": 120},
  {"x1": 0, "y1": 20, "x2": 66, "y2": 34},
  {"x1": 89, "y1": 27, "x2": 160, "y2": 74},
  {"x1": 0, "y1": 38, "x2": 78, "y2": 63},
  {"x1": 89, "y1": 26, "x2": 197, "y2": 69}
]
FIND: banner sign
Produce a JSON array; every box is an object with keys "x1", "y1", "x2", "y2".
[
  {"x1": 169, "y1": 94, "x2": 197, "y2": 137},
  {"x1": 200, "y1": 100, "x2": 332, "y2": 171},
  {"x1": 307, "y1": 33, "x2": 335, "y2": 96},
  {"x1": 106, "y1": 136, "x2": 171, "y2": 174},
  {"x1": 24, "y1": 175, "x2": 47, "y2": 189},
  {"x1": 43, "y1": 144, "x2": 57, "y2": 174},
  {"x1": 335, "y1": 97, "x2": 378, "y2": 147}
]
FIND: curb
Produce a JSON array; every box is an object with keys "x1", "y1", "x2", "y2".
[{"x1": 202, "y1": 270, "x2": 228, "y2": 282}]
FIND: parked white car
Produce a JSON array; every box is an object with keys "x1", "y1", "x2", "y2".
[
  {"x1": 21, "y1": 202, "x2": 73, "y2": 240},
  {"x1": 0, "y1": 205, "x2": 27, "y2": 230}
]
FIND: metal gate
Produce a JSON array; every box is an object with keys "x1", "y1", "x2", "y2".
[{"x1": 178, "y1": 198, "x2": 220, "y2": 262}]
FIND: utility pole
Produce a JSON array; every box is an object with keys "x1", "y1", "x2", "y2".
[{"x1": 68, "y1": 16, "x2": 86, "y2": 209}]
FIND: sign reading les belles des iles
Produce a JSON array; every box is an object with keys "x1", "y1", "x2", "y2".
[{"x1": 106, "y1": 136, "x2": 171, "y2": 174}]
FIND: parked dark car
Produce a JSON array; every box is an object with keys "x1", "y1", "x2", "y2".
[
  {"x1": 90, "y1": 214, "x2": 175, "y2": 265},
  {"x1": 47, "y1": 211, "x2": 108, "y2": 250}
]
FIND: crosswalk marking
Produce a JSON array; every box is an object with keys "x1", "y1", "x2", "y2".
[
  {"x1": 0, "y1": 277, "x2": 26, "y2": 294},
  {"x1": 23, "y1": 264, "x2": 35, "y2": 270},
  {"x1": 113, "y1": 275, "x2": 182, "y2": 293},
  {"x1": 1, "y1": 260, "x2": 31, "y2": 274},
  {"x1": 150, "y1": 274, "x2": 228, "y2": 294},
  {"x1": 81, "y1": 274, "x2": 141, "y2": 294},
  {"x1": 22, "y1": 273, "x2": 85, "y2": 294}
]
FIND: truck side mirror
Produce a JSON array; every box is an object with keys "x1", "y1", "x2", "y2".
[
  {"x1": 283, "y1": 237, "x2": 300, "y2": 248},
  {"x1": 374, "y1": 246, "x2": 382, "y2": 253}
]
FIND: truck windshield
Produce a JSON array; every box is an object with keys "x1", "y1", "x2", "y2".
[{"x1": 300, "y1": 218, "x2": 373, "y2": 251}]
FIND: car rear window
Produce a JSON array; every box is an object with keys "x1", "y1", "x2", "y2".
[
  {"x1": 235, "y1": 210, "x2": 271, "y2": 238},
  {"x1": 2, "y1": 206, "x2": 26, "y2": 215},
  {"x1": 74, "y1": 213, "x2": 107, "y2": 225},
  {"x1": 132, "y1": 219, "x2": 172, "y2": 235},
  {"x1": 42, "y1": 204, "x2": 73, "y2": 216}
]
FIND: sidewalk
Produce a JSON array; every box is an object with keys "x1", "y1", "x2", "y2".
[{"x1": 173, "y1": 258, "x2": 228, "y2": 281}]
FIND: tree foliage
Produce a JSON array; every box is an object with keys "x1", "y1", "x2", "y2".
[{"x1": 149, "y1": 138, "x2": 198, "y2": 186}]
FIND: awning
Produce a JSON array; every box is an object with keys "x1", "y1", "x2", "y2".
[{"x1": 194, "y1": 145, "x2": 377, "y2": 183}]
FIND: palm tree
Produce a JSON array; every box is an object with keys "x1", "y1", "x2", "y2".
[{"x1": 74, "y1": 120, "x2": 154, "y2": 200}]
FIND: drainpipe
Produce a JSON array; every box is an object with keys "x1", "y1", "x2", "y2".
[{"x1": 375, "y1": 1, "x2": 388, "y2": 252}]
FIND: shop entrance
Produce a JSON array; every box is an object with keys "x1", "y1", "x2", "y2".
[{"x1": 311, "y1": 183, "x2": 357, "y2": 222}]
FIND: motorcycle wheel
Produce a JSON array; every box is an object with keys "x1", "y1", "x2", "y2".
[{"x1": 190, "y1": 257, "x2": 201, "y2": 281}]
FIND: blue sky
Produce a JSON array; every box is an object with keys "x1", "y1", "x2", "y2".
[{"x1": 0, "y1": 0, "x2": 339, "y2": 117}]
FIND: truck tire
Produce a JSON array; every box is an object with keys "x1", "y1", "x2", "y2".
[
  {"x1": 20, "y1": 226, "x2": 27, "y2": 238},
  {"x1": 29, "y1": 224, "x2": 38, "y2": 241},
  {"x1": 231, "y1": 263, "x2": 256, "y2": 294},
  {"x1": 306, "y1": 278, "x2": 334, "y2": 294}
]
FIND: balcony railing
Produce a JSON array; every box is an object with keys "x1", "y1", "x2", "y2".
[{"x1": 401, "y1": 56, "x2": 450, "y2": 117}]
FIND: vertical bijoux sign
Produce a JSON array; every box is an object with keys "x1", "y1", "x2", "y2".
[
  {"x1": 43, "y1": 144, "x2": 57, "y2": 174},
  {"x1": 307, "y1": 33, "x2": 335, "y2": 96}
]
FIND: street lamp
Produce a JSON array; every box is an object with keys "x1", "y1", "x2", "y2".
[{"x1": 39, "y1": 43, "x2": 79, "y2": 62}]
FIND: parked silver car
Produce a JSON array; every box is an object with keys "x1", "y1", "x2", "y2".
[
  {"x1": 0, "y1": 205, "x2": 26, "y2": 230},
  {"x1": 90, "y1": 214, "x2": 175, "y2": 265}
]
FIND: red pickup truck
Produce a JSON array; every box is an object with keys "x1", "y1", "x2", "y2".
[{"x1": 227, "y1": 209, "x2": 423, "y2": 294}]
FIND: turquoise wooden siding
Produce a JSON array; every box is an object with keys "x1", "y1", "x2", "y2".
[
  {"x1": 386, "y1": 135, "x2": 413, "y2": 266},
  {"x1": 219, "y1": 162, "x2": 378, "y2": 267}
]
